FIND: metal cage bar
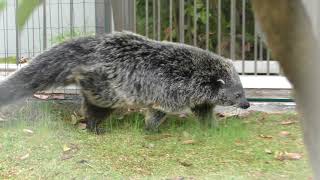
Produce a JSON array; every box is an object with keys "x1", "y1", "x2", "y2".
[
  {"x1": 43, "y1": 0, "x2": 47, "y2": 50},
  {"x1": 179, "y1": 0, "x2": 184, "y2": 43},
  {"x1": 217, "y1": 0, "x2": 221, "y2": 55},
  {"x1": 241, "y1": 0, "x2": 246, "y2": 74},
  {"x1": 205, "y1": 0, "x2": 209, "y2": 50},
  {"x1": 193, "y1": 0, "x2": 197, "y2": 46},
  {"x1": 153, "y1": 0, "x2": 156, "y2": 39},
  {"x1": 70, "y1": 0, "x2": 74, "y2": 38},
  {"x1": 157, "y1": 0, "x2": 160, "y2": 40},
  {"x1": 230, "y1": 0, "x2": 236, "y2": 59},
  {"x1": 145, "y1": 0, "x2": 149, "y2": 37},
  {"x1": 15, "y1": 0, "x2": 20, "y2": 65},
  {"x1": 169, "y1": 0, "x2": 172, "y2": 41}
]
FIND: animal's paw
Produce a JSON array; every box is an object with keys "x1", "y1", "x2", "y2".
[
  {"x1": 87, "y1": 126, "x2": 107, "y2": 135},
  {"x1": 85, "y1": 121, "x2": 107, "y2": 135}
]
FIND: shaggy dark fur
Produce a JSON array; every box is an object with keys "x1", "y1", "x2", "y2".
[{"x1": 0, "y1": 31, "x2": 249, "y2": 133}]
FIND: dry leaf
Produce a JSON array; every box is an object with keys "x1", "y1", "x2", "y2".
[
  {"x1": 265, "y1": 149, "x2": 272, "y2": 154},
  {"x1": 19, "y1": 153, "x2": 30, "y2": 160},
  {"x1": 144, "y1": 134, "x2": 173, "y2": 141},
  {"x1": 238, "y1": 111, "x2": 254, "y2": 118},
  {"x1": 182, "y1": 140, "x2": 196, "y2": 145},
  {"x1": 128, "y1": 108, "x2": 134, "y2": 112},
  {"x1": 148, "y1": 143, "x2": 155, "y2": 148},
  {"x1": 284, "y1": 152, "x2": 302, "y2": 160},
  {"x1": 0, "y1": 116, "x2": 7, "y2": 122},
  {"x1": 78, "y1": 123, "x2": 87, "y2": 130},
  {"x1": 71, "y1": 115, "x2": 77, "y2": 125},
  {"x1": 216, "y1": 110, "x2": 253, "y2": 119},
  {"x1": 179, "y1": 112, "x2": 188, "y2": 118},
  {"x1": 51, "y1": 94, "x2": 65, "y2": 100},
  {"x1": 61, "y1": 144, "x2": 79, "y2": 161},
  {"x1": 23, "y1": 129, "x2": 34, "y2": 134},
  {"x1": 234, "y1": 140, "x2": 244, "y2": 146},
  {"x1": 63, "y1": 144, "x2": 72, "y2": 152},
  {"x1": 178, "y1": 159, "x2": 193, "y2": 167},
  {"x1": 182, "y1": 131, "x2": 191, "y2": 138},
  {"x1": 275, "y1": 152, "x2": 285, "y2": 161},
  {"x1": 117, "y1": 116, "x2": 124, "y2": 120},
  {"x1": 275, "y1": 152, "x2": 302, "y2": 161},
  {"x1": 259, "y1": 134, "x2": 273, "y2": 139},
  {"x1": 33, "y1": 94, "x2": 50, "y2": 100},
  {"x1": 280, "y1": 120, "x2": 295, "y2": 125},
  {"x1": 279, "y1": 131, "x2": 290, "y2": 137},
  {"x1": 61, "y1": 153, "x2": 74, "y2": 161},
  {"x1": 142, "y1": 143, "x2": 155, "y2": 149},
  {"x1": 216, "y1": 113, "x2": 225, "y2": 118},
  {"x1": 33, "y1": 94, "x2": 65, "y2": 100},
  {"x1": 19, "y1": 57, "x2": 29, "y2": 64}
]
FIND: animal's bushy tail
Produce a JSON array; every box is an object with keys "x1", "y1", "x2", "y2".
[
  {"x1": 0, "y1": 55, "x2": 71, "y2": 106},
  {"x1": 0, "y1": 36, "x2": 99, "y2": 107}
]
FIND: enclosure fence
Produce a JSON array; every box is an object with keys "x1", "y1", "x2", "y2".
[{"x1": 0, "y1": 0, "x2": 291, "y2": 93}]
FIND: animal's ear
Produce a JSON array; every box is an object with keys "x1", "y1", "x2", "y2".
[{"x1": 217, "y1": 79, "x2": 225, "y2": 85}]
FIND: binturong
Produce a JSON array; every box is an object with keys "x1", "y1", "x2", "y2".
[{"x1": 0, "y1": 31, "x2": 249, "y2": 133}]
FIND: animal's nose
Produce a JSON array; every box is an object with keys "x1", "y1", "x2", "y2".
[{"x1": 239, "y1": 100, "x2": 250, "y2": 109}]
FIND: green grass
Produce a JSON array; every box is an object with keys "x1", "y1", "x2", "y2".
[
  {"x1": 0, "y1": 57, "x2": 17, "y2": 64},
  {"x1": 0, "y1": 101, "x2": 312, "y2": 179}
]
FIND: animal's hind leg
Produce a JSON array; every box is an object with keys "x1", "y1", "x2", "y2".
[
  {"x1": 144, "y1": 108, "x2": 167, "y2": 132},
  {"x1": 191, "y1": 104, "x2": 217, "y2": 128},
  {"x1": 81, "y1": 97, "x2": 113, "y2": 134},
  {"x1": 73, "y1": 65, "x2": 116, "y2": 134}
]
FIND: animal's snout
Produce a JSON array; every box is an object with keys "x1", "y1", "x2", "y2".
[{"x1": 239, "y1": 100, "x2": 250, "y2": 109}]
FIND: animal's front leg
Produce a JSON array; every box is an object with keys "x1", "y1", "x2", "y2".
[
  {"x1": 144, "y1": 108, "x2": 167, "y2": 132},
  {"x1": 191, "y1": 104, "x2": 217, "y2": 128}
]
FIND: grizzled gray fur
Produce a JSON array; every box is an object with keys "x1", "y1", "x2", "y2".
[{"x1": 0, "y1": 31, "x2": 249, "y2": 133}]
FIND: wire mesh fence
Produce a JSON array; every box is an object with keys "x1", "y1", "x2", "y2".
[
  {"x1": 0, "y1": 0, "x2": 96, "y2": 77},
  {"x1": 0, "y1": 0, "x2": 282, "y2": 84},
  {"x1": 135, "y1": 0, "x2": 281, "y2": 75}
]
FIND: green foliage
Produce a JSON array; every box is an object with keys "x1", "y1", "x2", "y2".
[
  {"x1": 136, "y1": 0, "x2": 257, "y2": 59},
  {"x1": 0, "y1": 0, "x2": 6, "y2": 12},
  {"x1": 0, "y1": 0, "x2": 43, "y2": 30},
  {"x1": 16, "y1": 0, "x2": 43, "y2": 30}
]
